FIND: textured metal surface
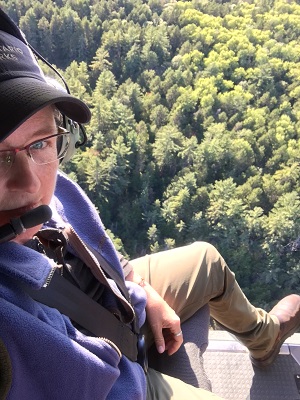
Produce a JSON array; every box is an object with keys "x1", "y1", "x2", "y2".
[{"x1": 203, "y1": 332, "x2": 300, "y2": 400}]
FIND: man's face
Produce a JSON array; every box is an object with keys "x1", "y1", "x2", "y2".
[{"x1": 0, "y1": 105, "x2": 59, "y2": 243}]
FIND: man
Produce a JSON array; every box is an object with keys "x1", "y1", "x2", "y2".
[{"x1": 0, "y1": 9, "x2": 300, "y2": 400}]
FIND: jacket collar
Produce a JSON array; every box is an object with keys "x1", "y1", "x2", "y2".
[{"x1": 0, "y1": 241, "x2": 55, "y2": 289}]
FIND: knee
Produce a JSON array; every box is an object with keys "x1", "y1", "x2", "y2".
[
  {"x1": 188, "y1": 241, "x2": 227, "y2": 278},
  {"x1": 190, "y1": 241, "x2": 222, "y2": 263}
]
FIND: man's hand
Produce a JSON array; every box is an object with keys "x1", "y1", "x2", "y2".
[
  {"x1": 126, "y1": 270, "x2": 183, "y2": 355},
  {"x1": 144, "y1": 282, "x2": 183, "y2": 355}
]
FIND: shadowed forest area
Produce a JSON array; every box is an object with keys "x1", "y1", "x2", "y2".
[{"x1": 1, "y1": 0, "x2": 300, "y2": 308}]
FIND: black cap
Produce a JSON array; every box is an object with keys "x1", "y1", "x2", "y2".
[{"x1": 0, "y1": 9, "x2": 91, "y2": 141}]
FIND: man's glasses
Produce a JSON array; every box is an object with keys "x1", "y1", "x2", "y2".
[{"x1": 0, "y1": 127, "x2": 71, "y2": 176}]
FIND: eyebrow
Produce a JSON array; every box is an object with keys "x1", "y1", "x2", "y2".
[
  {"x1": 32, "y1": 123, "x2": 59, "y2": 137},
  {"x1": 0, "y1": 125, "x2": 58, "y2": 151}
]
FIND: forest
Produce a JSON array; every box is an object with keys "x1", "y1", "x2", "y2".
[{"x1": 1, "y1": 0, "x2": 300, "y2": 309}]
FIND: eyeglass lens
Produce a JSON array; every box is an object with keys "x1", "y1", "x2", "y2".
[{"x1": 0, "y1": 133, "x2": 70, "y2": 176}]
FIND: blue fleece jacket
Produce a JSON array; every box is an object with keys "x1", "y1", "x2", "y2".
[{"x1": 0, "y1": 171, "x2": 147, "y2": 399}]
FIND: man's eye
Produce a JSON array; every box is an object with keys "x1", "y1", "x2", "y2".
[
  {"x1": 0, "y1": 152, "x2": 14, "y2": 164},
  {"x1": 30, "y1": 140, "x2": 47, "y2": 151}
]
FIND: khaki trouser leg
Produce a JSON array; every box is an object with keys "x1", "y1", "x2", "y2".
[
  {"x1": 131, "y1": 242, "x2": 280, "y2": 359},
  {"x1": 146, "y1": 368, "x2": 223, "y2": 400}
]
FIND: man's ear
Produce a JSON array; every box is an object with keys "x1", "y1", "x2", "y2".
[{"x1": 60, "y1": 116, "x2": 81, "y2": 164}]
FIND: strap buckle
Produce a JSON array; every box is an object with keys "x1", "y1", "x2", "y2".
[{"x1": 137, "y1": 334, "x2": 148, "y2": 374}]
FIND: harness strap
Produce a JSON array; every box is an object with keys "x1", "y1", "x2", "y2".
[
  {"x1": 64, "y1": 224, "x2": 136, "y2": 325},
  {"x1": 28, "y1": 272, "x2": 139, "y2": 362},
  {"x1": 25, "y1": 224, "x2": 148, "y2": 371}
]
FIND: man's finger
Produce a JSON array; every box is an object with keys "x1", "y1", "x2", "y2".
[{"x1": 152, "y1": 325, "x2": 166, "y2": 354}]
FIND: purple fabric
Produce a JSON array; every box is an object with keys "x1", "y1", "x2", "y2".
[{"x1": 0, "y1": 171, "x2": 147, "y2": 399}]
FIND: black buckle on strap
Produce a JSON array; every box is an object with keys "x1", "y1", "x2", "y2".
[{"x1": 137, "y1": 334, "x2": 148, "y2": 374}]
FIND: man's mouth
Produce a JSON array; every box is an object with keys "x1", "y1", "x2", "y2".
[
  {"x1": 0, "y1": 202, "x2": 41, "y2": 223},
  {"x1": 11, "y1": 203, "x2": 40, "y2": 215}
]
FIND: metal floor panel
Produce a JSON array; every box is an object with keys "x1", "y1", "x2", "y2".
[{"x1": 203, "y1": 331, "x2": 300, "y2": 400}]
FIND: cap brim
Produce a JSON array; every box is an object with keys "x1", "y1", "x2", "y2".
[{"x1": 0, "y1": 77, "x2": 91, "y2": 141}]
